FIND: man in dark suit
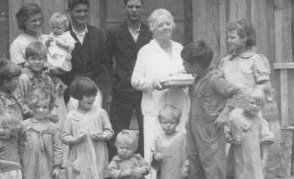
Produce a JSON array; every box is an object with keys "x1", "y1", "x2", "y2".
[
  {"x1": 60, "y1": 0, "x2": 108, "y2": 103},
  {"x1": 105, "y1": 0, "x2": 152, "y2": 158}
]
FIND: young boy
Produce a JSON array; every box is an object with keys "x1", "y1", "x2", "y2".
[
  {"x1": 14, "y1": 41, "x2": 64, "y2": 121},
  {"x1": 181, "y1": 40, "x2": 248, "y2": 179}
]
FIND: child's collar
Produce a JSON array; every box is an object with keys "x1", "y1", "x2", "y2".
[
  {"x1": 230, "y1": 50, "x2": 256, "y2": 60},
  {"x1": 27, "y1": 68, "x2": 46, "y2": 80}
]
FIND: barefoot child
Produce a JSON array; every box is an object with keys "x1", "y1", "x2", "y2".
[
  {"x1": 225, "y1": 87, "x2": 274, "y2": 179},
  {"x1": 63, "y1": 77, "x2": 113, "y2": 179},
  {"x1": 108, "y1": 130, "x2": 149, "y2": 179},
  {"x1": 22, "y1": 87, "x2": 63, "y2": 179},
  {"x1": 151, "y1": 105, "x2": 189, "y2": 179}
]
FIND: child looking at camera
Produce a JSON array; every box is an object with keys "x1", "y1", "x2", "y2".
[
  {"x1": 226, "y1": 87, "x2": 274, "y2": 179},
  {"x1": 151, "y1": 105, "x2": 189, "y2": 179},
  {"x1": 21, "y1": 87, "x2": 63, "y2": 179},
  {"x1": 62, "y1": 77, "x2": 113, "y2": 179},
  {"x1": 108, "y1": 129, "x2": 149, "y2": 179}
]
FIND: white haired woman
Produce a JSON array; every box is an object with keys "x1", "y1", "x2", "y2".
[{"x1": 131, "y1": 8, "x2": 190, "y2": 178}]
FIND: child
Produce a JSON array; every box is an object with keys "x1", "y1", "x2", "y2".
[
  {"x1": 22, "y1": 87, "x2": 63, "y2": 179},
  {"x1": 0, "y1": 110, "x2": 23, "y2": 179},
  {"x1": 225, "y1": 87, "x2": 274, "y2": 179},
  {"x1": 14, "y1": 41, "x2": 66, "y2": 122},
  {"x1": 219, "y1": 19, "x2": 273, "y2": 100},
  {"x1": 42, "y1": 12, "x2": 75, "y2": 72},
  {"x1": 151, "y1": 105, "x2": 189, "y2": 179},
  {"x1": 108, "y1": 129, "x2": 149, "y2": 179},
  {"x1": 0, "y1": 58, "x2": 22, "y2": 119},
  {"x1": 62, "y1": 76, "x2": 113, "y2": 179},
  {"x1": 181, "y1": 40, "x2": 247, "y2": 179}
]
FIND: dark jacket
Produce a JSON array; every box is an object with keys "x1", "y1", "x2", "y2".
[
  {"x1": 105, "y1": 21, "x2": 152, "y2": 97},
  {"x1": 60, "y1": 24, "x2": 108, "y2": 86}
]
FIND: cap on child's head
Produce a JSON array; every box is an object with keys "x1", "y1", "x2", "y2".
[
  {"x1": 69, "y1": 76, "x2": 98, "y2": 100},
  {"x1": 228, "y1": 19, "x2": 256, "y2": 48},
  {"x1": 50, "y1": 12, "x2": 69, "y2": 28},
  {"x1": 0, "y1": 58, "x2": 21, "y2": 85},
  {"x1": 25, "y1": 41, "x2": 47, "y2": 60},
  {"x1": 115, "y1": 129, "x2": 139, "y2": 151},
  {"x1": 27, "y1": 86, "x2": 55, "y2": 111},
  {"x1": 158, "y1": 104, "x2": 182, "y2": 123},
  {"x1": 181, "y1": 40, "x2": 214, "y2": 69}
]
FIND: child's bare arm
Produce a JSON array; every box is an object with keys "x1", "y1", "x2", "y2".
[{"x1": 108, "y1": 158, "x2": 132, "y2": 178}]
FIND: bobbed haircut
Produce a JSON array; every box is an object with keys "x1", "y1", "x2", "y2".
[
  {"x1": 68, "y1": 0, "x2": 89, "y2": 10},
  {"x1": 27, "y1": 87, "x2": 55, "y2": 111},
  {"x1": 148, "y1": 8, "x2": 175, "y2": 33},
  {"x1": 227, "y1": 19, "x2": 256, "y2": 48},
  {"x1": 25, "y1": 41, "x2": 47, "y2": 60},
  {"x1": 115, "y1": 129, "x2": 139, "y2": 151},
  {"x1": 0, "y1": 58, "x2": 21, "y2": 85},
  {"x1": 0, "y1": 109, "x2": 22, "y2": 139},
  {"x1": 123, "y1": 0, "x2": 143, "y2": 5},
  {"x1": 15, "y1": 3, "x2": 42, "y2": 31},
  {"x1": 49, "y1": 12, "x2": 69, "y2": 28},
  {"x1": 69, "y1": 76, "x2": 98, "y2": 100},
  {"x1": 158, "y1": 104, "x2": 182, "y2": 124},
  {"x1": 181, "y1": 40, "x2": 214, "y2": 69}
]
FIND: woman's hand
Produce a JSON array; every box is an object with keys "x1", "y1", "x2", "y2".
[
  {"x1": 153, "y1": 152, "x2": 164, "y2": 161},
  {"x1": 153, "y1": 79, "x2": 164, "y2": 91}
]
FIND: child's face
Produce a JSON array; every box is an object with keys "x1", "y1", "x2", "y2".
[
  {"x1": 0, "y1": 126, "x2": 11, "y2": 139},
  {"x1": 79, "y1": 95, "x2": 96, "y2": 111},
  {"x1": 183, "y1": 61, "x2": 201, "y2": 78},
  {"x1": 32, "y1": 99, "x2": 51, "y2": 120},
  {"x1": 27, "y1": 55, "x2": 46, "y2": 73},
  {"x1": 3, "y1": 77, "x2": 19, "y2": 92},
  {"x1": 227, "y1": 30, "x2": 247, "y2": 53},
  {"x1": 51, "y1": 22, "x2": 67, "y2": 36},
  {"x1": 159, "y1": 116, "x2": 178, "y2": 135},
  {"x1": 116, "y1": 142, "x2": 136, "y2": 159},
  {"x1": 245, "y1": 98, "x2": 263, "y2": 115}
]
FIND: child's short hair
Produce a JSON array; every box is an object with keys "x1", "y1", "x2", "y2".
[
  {"x1": 69, "y1": 76, "x2": 98, "y2": 100},
  {"x1": 0, "y1": 109, "x2": 22, "y2": 139},
  {"x1": 0, "y1": 58, "x2": 21, "y2": 85},
  {"x1": 181, "y1": 40, "x2": 214, "y2": 69},
  {"x1": 249, "y1": 87, "x2": 266, "y2": 107},
  {"x1": 25, "y1": 41, "x2": 47, "y2": 60},
  {"x1": 115, "y1": 129, "x2": 139, "y2": 151},
  {"x1": 158, "y1": 105, "x2": 182, "y2": 124},
  {"x1": 68, "y1": 0, "x2": 89, "y2": 10},
  {"x1": 27, "y1": 87, "x2": 55, "y2": 111},
  {"x1": 228, "y1": 19, "x2": 256, "y2": 48},
  {"x1": 49, "y1": 12, "x2": 69, "y2": 28}
]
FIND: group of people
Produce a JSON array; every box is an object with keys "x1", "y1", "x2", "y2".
[{"x1": 0, "y1": 0, "x2": 276, "y2": 179}]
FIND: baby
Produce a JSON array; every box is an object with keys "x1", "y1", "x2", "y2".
[
  {"x1": 42, "y1": 12, "x2": 75, "y2": 72},
  {"x1": 108, "y1": 130, "x2": 149, "y2": 179}
]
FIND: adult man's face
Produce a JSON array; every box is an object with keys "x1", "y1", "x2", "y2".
[
  {"x1": 125, "y1": 0, "x2": 143, "y2": 22},
  {"x1": 70, "y1": 4, "x2": 89, "y2": 26}
]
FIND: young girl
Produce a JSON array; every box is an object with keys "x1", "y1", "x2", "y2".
[
  {"x1": 225, "y1": 87, "x2": 274, "y2": 179},
  {"x1": 22, "y1": 87, "x2": 63, "y2": 179},
  {"x1": 0, "y1": 58, "x2": 23, "y2": 179},
  {"x1": 151, "y1": 105, "x2": 189, "y2": 179},
  {"x1": 108, "y1": 129, "x2": 149, "y2": 179},
  {"x1": 42, "y1": 12, "x2": 75, "y2": 72},
  {"x1": 62, "y1": 76, "x2": 114, "y2": 179}
]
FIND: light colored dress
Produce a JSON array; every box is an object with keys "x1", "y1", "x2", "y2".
[
  {"x1": 219, "y1": 50, "x2": 271, "y2": 92},
  {"x1": 9, "y1": 33, "x2": 40, "y2": 65},
  {"x1": 63, "y1": 107, "x2": 114, "y2": 179},
  {"x1": 22, "y1": 118, "x2": 63, "y2": 179},
  {"x1": 151, "y1": 131, "x2": 187, "y2": 179},
  {"x1": 108, "y1": 154, "x2": 149, "y2": 179},
  {"x1": 226, "y1": 108, "x2": 274, "y2": 179},
  {"x1": 131, "y1": 39, "x2": 190, "y2": 164}
]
